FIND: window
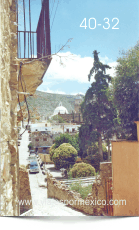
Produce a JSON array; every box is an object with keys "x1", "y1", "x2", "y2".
[
  {"x1": 66, "y1": 129, "x2": 69, "y2": 133},
  {"x1": 43, "y1": 138, "x2": 47, "y2": 141},
  {"x1": 36, "y1": 138, "x2": 39, "y2": 142},
  {"x1": 72, "y1": 128, "x2": 75, "y2": 132}
]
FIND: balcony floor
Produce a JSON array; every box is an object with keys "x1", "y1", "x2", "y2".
[{"x1": 18, "y1": 58, "x2": 51, "y2": 102}]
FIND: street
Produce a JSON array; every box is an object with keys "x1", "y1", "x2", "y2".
[{"x1": 18, "y1": 128, "x2": 85, "y2": 216}]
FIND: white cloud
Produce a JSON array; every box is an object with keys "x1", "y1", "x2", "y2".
[
  {"x1": 40, "y1": 87, "x2": 66, "y2": 95},
  {"x1": 39, "y1": 88, "x2": 85, "y2": 96},
  {"x1": 45, "y1": 52, "x2": 92, "y2": 83},
  {"x1": 70, "y1": 92, "x2": 85, "y2": 96},
  {"x1": 44, "y1": 52, "x2": 117, "y2": 84},
  {"x1": 106, "y1": 61, "x2": 117, "y2": 77}
]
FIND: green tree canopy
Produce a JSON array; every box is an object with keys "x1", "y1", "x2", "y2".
[
  {"x1": 52, "y1": 143, "x2": 77, "y2": 169},
  {"x1": 113, "y1": 42, "x2": 139, "y2": 140},
  {"x1": 54, "y1": 133, "x2": 79, "y2": 153},
  {"x1": 49, "y1": 115, "x2": 66, "y2": 123},
  {"x1": 80, "y1": 50, "x2": 117, "y2": 157}
]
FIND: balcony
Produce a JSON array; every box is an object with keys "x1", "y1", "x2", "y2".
[{"x1": 17, "y1": 0, "x2": 51, "y2": 102}]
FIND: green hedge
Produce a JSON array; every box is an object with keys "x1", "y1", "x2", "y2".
[
  {"x1": 52, "y1": 143, "x2": 77, "y2": 169},
  {"x1": 69, "y1": 162, "x2": 96, "y2": 178}
]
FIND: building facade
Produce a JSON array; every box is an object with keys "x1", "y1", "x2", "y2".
[
  {"x1": 31, "y1": 131, "x2": 53, "y2": 149},
  {"x1": 112, "y1": 121, "x2": 139, "y2": 216}
]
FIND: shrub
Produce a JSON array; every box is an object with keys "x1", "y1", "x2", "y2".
[
  {"x1": 70, "y1": 182, "x2": 92, "y2": 199},
  {"x1": 52, "y1": 143, "x2": 77, "y2": 169},
  {"x1": 49, "y1": 115, "x2": 66, "y2": 123},
  {"x1": 28, "y1": 142, "x2": 33, "y2": 150},
  {"x1": 49, "y1": 144, "x2": 56, "y2": 161},
  {"x1": 69, "y1": 162, "x2": 96, "y2": 178},
  {"x1": 83, "y1": 154, "x2": 103, "y2": 172}
]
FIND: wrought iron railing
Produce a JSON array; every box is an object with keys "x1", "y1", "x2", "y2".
[
  {"x1": 18, "y1": 31, "x2": 37, "y2": 59},
  {"x1": 17, "y1": 0, "x2": 51, "y2": 59}
]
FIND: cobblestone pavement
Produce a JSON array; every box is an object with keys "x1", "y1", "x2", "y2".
[{"x1": 19, "y1": 128, "x2": 85, "y2": 216}]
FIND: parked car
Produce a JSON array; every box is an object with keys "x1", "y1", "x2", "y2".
[
  {"x1": 29, "y1": 161, "x2": 39, "y2": 173},
  {"x1": 18, "y1": 141, "x2": 20, "y2": 146}
]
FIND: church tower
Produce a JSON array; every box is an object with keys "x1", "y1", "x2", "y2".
[{"x1": 74, "y1": 95, "x2": 83, "y2": 113}]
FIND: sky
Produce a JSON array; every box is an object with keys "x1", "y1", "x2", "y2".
[{"x1": 19, "y1": 0, "x2": 139, "y2": 95}]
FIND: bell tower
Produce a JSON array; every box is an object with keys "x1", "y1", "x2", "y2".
[{"x1": 74, "y1": 95, "x2": 82, "y2": 113}]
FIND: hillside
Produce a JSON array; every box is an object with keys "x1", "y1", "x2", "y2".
[{"x1": 27, "y1": 90, "x2": 84, "y2": 119}]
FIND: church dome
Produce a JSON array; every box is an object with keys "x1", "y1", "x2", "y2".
[{"x1": 53, "y1": 102, "x2": 68, "y2": 116}]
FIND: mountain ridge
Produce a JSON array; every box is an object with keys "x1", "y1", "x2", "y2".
[{"x1": 27, "y1": 90, "x2": 84, "y2": 119}]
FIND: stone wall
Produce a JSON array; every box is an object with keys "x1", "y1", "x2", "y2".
[
  {"x1": 47, "y1": 172, "x2": 94, "y2": 215},
  {"x1": 19, "y1": 166, "x2": 32, "y2": 215},
  {"x1": 47, "y1": 162, "x2": 112, "y2": 216},
  {"x1": 0, "y1": 0, "x2": 19, "y2": 216},
  {"x1": 100, "y1": 162, "x2": 112, "y2": 186}
]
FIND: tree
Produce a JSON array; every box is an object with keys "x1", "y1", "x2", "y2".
[
  {"x1": 83, "y1": 142, "x2": 107, "y2": 171},
  {"x1": 80, "y1": 50, "x2": 117, "y2": 157},
  {"x1": 78, "y1": 125, "x2": 99, "y2": 158},
  {"x1": 113, "y1": 42, "x2": 139, "y2": 140},
  {"x1": 49, "y1": 115, "x2": 66, "y2": 123},
  {"x1": 54, "y1": 133, "x2": 79, "y2": 152},
  {"x1": 28, "y1": 142, "x2": 33, "y2": 150},
  {"x1": 52, "y1": 143, "x2": 77, "y2": 169},
  {"x1": 49, "y1": 144, "x2": 56, "y2": 161}
]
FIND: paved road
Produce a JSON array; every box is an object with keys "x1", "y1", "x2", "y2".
[{"x1": 18, "y1": 128, "x2": 85, "y2": 216}]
